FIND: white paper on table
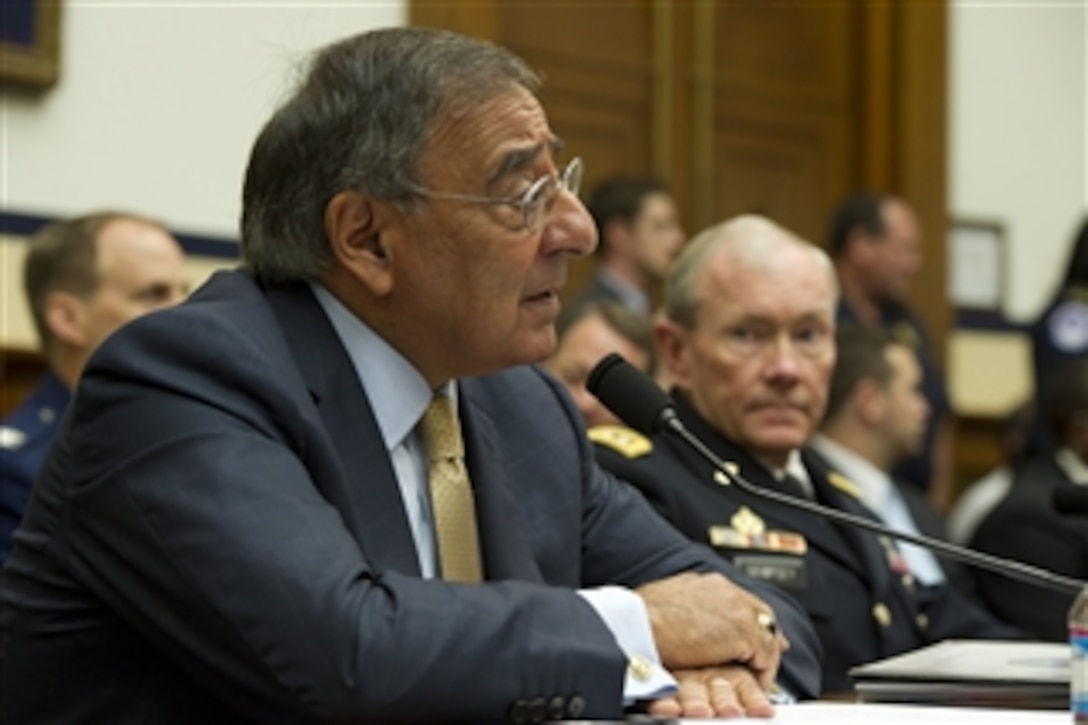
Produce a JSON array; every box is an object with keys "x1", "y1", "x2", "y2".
[{"x1": 677, "y1": 701, "x2": 1069, "y2": 724}]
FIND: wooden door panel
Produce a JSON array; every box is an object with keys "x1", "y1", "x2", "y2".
[
  {"x1": 411, "y1": 0, "x2": 947, "y2": 347},
  {"x1": 712, "y1": 98, "x2": 854, "y2": 243},
  {"x1": 716, "y1": 2, "x2": 856, "y2": 102}
]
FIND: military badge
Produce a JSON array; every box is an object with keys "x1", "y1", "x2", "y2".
[
  {"x1": 707, "y1": 507, "x2": 808, "y2": 555},
  {"x1": 587, "y1": 425, "x2": 652, "y2": 458}
]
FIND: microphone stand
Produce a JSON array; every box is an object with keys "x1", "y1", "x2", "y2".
[{"x1": 656, "y1": 409, "x2": 1086, "y2": 595}]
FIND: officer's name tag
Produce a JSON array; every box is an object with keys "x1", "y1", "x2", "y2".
[{"x1": 733, "y1": 554, "x2": 807, "y2": 590}]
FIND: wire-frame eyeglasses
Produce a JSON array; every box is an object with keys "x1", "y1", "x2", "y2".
[{"x1": 406, "y1": 157, "x2": 584, "y2": 233}]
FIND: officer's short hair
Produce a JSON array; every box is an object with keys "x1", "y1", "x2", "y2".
[
  {"x1": 558, "y1": 300, "x2": 656, "y2": 374},
  {"x1": 587, "y1": 175, "x2": 669, "y2": 255},
  {"x1": 824, "y1": 325, "x2": 897, "y2": 423},
  {"x1": 24, "y1": 211, "x2": 166, "y2": 350},
  {"x1": 826, "y1": 192, "x2": 895, "y2": 257}
]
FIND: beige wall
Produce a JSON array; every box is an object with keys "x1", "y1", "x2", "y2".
[
  {"x1": 5, "y1": 2, "x2": 404, "y2": 236},
  {"x1": 3, "y1": 2, "x2": 1086, "y2": 417},
  {"x1": 2, "y1": 2, "x2": 403, "y2": 351},
  {"x1": 947, "y1": 2, "x2": 1087, "y2": 416}
]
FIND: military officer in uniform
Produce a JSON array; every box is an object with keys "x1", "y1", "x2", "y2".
[
  {"x1": 592, "y1": 215, "x2": 1019, "y2": 694},
  {"x1": 0, "y1": 211, "x2": 189, "y2": 562}
]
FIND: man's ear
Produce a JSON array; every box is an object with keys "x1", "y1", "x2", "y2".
[
  {"x1": 855, "y1": 378, "x2": 887, "y2": 425},
  {"x1": 654, "y1": 319, "x2": 689, "y2": 388},
  {"x1": 325, "y1": 190, "x2": 396, "y2": 297},
  {"x1": 43, "y1": 291, "x2": 89, "y2": 349}
]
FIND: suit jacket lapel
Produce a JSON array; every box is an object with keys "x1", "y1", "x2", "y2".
[
  {"x1": 802, "y1": 450, "x2": 894, "y2": 594},
  {"x1": 264, "y1": 282, "x2": 420, "y2": 577},
  {"x1": 460, "y1": 395, "x2": 543, "y2": 583}
]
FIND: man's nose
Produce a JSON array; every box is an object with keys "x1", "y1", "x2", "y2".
[
  {"x1": 542, "y1": 189, "x2": 597, "y2": 258},
  {"x1": 764, "y1": 336, "x2": 802, "y2": 379}
]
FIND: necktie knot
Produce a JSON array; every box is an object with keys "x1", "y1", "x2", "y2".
[{"x1": 421, "y1": 394, "x2": 464, "y2": 462}]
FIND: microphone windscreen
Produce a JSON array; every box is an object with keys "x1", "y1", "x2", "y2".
[
  {"x1": 586, "y1": 353, "x2": 673, "y2": 435},
  {"x1": 1053, "y1": 483, "x2": 1088, "y2": 516}
]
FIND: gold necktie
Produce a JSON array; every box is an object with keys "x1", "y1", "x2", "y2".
[{"x1": 419, "y1": 394, "x2": 483, "y2": 583}]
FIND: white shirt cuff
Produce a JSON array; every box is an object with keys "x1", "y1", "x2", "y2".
[{"x1": 578, "y1": 586, "x2": 677, "y2": 702}]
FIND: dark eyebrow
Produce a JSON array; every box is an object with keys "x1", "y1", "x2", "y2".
[{"x1": 486, "y1": 137, "x2": 566, "y2": 188}]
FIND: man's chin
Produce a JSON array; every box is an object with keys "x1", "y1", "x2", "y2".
[{"x1": 748, "y1": 428, "x2": 810, "y2": 460}]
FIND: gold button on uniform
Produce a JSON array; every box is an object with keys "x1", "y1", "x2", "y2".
[
  {"x1": 872, "y1": 603, "x2": 892, "y2": 627},
  {"x1": 628, "y1": 656, "x2": 653, "y2": 682},
  {"x1": 916, "y1": 613, "x2": 929, "y2": 630}
]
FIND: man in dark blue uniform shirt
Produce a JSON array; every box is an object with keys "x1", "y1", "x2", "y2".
[
  {"x1": 826, "y1": 193, "x2": 953, "y2": 510},
  {"x1": 593, "y1": 215, "x2": 1018, "y2": 694},
  {"x1": 0, "y1": 211, "x2": 189, "y2": 562}
]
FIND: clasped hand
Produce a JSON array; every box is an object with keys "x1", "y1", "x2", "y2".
[{"x1": 637, "y1": 572, "x2": 789, "y2": 719}]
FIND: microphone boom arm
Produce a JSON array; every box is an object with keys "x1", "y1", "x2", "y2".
[{"x1": 661, "y1": 413, "x2": 1086, "y2": 596}]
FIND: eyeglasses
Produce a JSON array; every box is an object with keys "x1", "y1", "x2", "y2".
[{"x1": 406, "y1": 157, "x2": 584, "y2": 233}]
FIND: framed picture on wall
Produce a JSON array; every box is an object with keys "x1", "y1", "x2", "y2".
[
  {"x1": 948, "y1": 218, "x2": 1006, "y2": 312},
  {"x1": 0, "y1": 0, "x2": 62, "y2": 87}
]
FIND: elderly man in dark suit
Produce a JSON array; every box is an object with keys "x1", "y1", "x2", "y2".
[
  {"x1": 0, "y1": 28, "x2": 820, "y2": 723},
  {"x1": 593, "y1": 215, "x2": 1017, "y2": 696}
]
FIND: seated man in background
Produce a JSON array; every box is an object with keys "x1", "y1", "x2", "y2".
[
  {"x1": 811, "y1": 325, "x2": 991, "y2": 595},
  {"x1": 970, "y1": 357, "x2": 1088, "y2": 641},
  {"x1": 594, "y1": 215, "x2": 1018, "y2": 695},
  {"x1": 545, "y1": 300, "x2": 655, "y2": 427},
  {"x1": 1, "y1": 28, "x2": 821, "y2": 722},
  {"x1": 0, "y1": 211, "x2": 189, "y2": 562},
  {"x1": 827, "y1": 193, "x2": 954, "y2": 509},
  {"x1": 559, "y1": 174, "x2": 685, "y2": 329}
]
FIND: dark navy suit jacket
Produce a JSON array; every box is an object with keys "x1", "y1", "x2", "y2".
[
  {"x1": 1, "y1": 271, "x2": 819, "y2": 723},
  {"x1": 970, "y1": 454, "x2": 1088, "y2": 641}
]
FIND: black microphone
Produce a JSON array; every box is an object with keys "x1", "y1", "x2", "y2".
[
  {"x1": 587, "y1": 353, "x2": 1087, "y2": 595},
  {"x1": 1054, "y1": 483, "x2": 1088, "y2": 516}
]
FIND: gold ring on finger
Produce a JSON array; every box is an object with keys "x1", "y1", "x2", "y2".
[{"x1": 757, "y1": 611, "x2": 778, "y2": 639}]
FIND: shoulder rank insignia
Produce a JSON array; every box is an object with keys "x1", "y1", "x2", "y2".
[
  {"x1": 708, "y1": 506, "x2": 807, "y2": 555},
  {"x1": 827, "y1": 471, "x2": 862, "y2": 500},
  {"x1": 0, "y1": 426, "x2": 27, "y2": 451},
  {"x1": 587, "y1": 425, "x2": 652, "y2": 458}
]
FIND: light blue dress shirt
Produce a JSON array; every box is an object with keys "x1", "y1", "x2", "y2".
[
  {"x1": 810, "y1": 435, "x2": 945, "y2": 585},
  {"x1": 309, "y1": 282, "x2": 673, "y2": 700}
]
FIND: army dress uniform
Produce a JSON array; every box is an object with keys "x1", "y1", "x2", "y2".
[
  {"x1": 592, "y1": 393, "x2": 1019, "y2": 694},
  {"x1": 0, "y1": 370, "x2": 70, "y2": 563}
]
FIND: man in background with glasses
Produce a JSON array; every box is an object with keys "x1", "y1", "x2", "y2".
[{"x1": 2, "y1": 27, "x2": 819, "y2": 723}]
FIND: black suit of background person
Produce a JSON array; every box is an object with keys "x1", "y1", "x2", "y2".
[
  {"x1": 970, "y1": 357, "x2": 1088, "y2": 641},
  {"x1": 594, "y1": 215, "x2": 1018, "y2": 695},
  {"x1": 0, "y1": 28, "x2": 821, "y2": 723}
]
